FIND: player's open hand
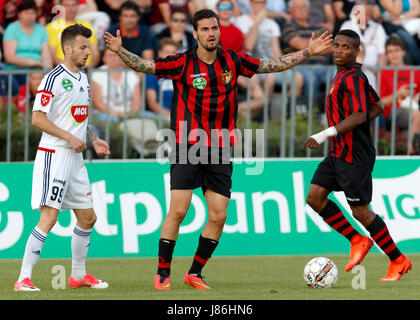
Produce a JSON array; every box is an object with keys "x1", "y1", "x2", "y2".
[
  {"x1": 104, "y1": 30, "x2": 122, "y2": 53},
  {"x1": 303, "y1": 137, "x2": 320, "y2": 149},
  {"x1": 68, "y1": 135, "x2": 87, "y2": 153},
  {"x1": 92, "y1": 138, "x2": 110, "y2": 156},
  {"x1": 308, "y1": 31, "x2": 333, "y2": 56}
]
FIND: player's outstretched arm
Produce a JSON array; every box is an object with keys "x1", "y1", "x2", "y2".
[
  {"x1": 257, "y1": 31, "x2": 333, "y2": 73},
  {"x1": 104, "y1": 30, "x2": 155, "y2": 74}
]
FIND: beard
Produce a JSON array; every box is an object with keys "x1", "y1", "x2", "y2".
[
  {"x1": 202, "y1": 44, "x2": 218, "y2": 52},
  {"x1": 72, "y1": 54, "x2": 88, "y2": 68},
  {"x1": 197, "y1": 35, "x2": 219, "y2": 52}
]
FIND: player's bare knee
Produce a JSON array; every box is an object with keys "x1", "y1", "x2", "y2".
[
  {"x1": 168, "y1": 208, "x2": 188, "y2": 224},
  {"x1": 351, "y1": 206, "x2": 367, "y2": 223},
  {"x1": 306, "y1": 193, "x2": 321, "y2": 212},
  {"x1": 85, "y1": 213, "x2": 97, "y2": 228},
  {"x1": 208, "y1": 211, "x2": 227, "y2": 227}
]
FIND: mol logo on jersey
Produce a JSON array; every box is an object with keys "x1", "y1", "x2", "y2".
[{"x1": 70, "y1": 105, "x2": 89, "y2": 125}]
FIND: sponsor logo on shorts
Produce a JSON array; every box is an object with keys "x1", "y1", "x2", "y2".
[
  {"x1": 53, "y1": 178, "x2": 66, "y2": 186},
  {"x1": 346, "y1": 197, "x2": 360, "y2": 202}
]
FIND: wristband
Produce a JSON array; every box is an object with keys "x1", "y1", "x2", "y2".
[{"x1": 311, "y1": 126, "x2": 337, "y2": 144}]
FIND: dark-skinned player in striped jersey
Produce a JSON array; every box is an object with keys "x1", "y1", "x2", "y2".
[
  {"x1": 105, "y1": 9, "x2": 333, "y2": 290},
  {"x1": 304, "y1": 29, "x2": 412, "y2": 281}
]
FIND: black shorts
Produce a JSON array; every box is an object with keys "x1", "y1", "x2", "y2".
[
  {"x1": 311, "y1": 156, "x2": 372, "y2": 206},
  {"x1": 170, "y1": 162, "x2": 233, "y2": 198}
]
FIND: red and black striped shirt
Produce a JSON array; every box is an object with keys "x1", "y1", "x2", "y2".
[
  {"x1": 326, "y1": 63, "x2": 379, "y2": 170},
  {"x1": 155, "y1": 47, "x2": 260, "y2": 147}
]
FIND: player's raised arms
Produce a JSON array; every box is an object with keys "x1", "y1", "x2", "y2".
[
  {"x1": 257, "y1": 31, "x2": 333, "y2": 73},
  {"x1": 104, "y1": 30, "x2": 155, "y2": 74}
]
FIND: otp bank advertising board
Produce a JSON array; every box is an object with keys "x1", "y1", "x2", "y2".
[{"x1": 0, "y1": 158, "x2": 419, "y2": 258}]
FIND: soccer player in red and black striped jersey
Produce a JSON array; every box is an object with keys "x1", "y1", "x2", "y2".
[
  {"x1": 304, "y1": 30, "x2": 412, "y2": 281},
  {"x1": 105, "y1": 9, "x2": 332, "y2": 290}
]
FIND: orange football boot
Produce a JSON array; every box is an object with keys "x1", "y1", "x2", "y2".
[
  {"x1": 380, "y1": 254, "x2": 412, "y2": 281},
  {"x1": 184, "y1": 272, "x2": 211, "y2": 290},
  {"x1": 345, "y1": 234, "x2": 373, "y2": 271},
  {"x1": 154, "y1": 274, "x2": 171, "y2": 290}
]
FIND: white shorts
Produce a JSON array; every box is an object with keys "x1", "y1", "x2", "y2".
[{"x1": 31, "y1": 145, "x2": 93, "y2": 211}]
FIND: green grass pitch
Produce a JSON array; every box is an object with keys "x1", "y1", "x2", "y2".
[{"x1": 1, "y1": 254, "x2": 419, "y2": 300}]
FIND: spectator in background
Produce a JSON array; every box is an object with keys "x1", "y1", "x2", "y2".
[
  {"x1": 379, "y1": 37, "x2": 420, "y2": 154},
  {"x1": 3, "y1": 0, "x2": 52, "y2": 91},
  {"x1": 282, "y1": 0, "x2": 330, "y2": 105},
  {"x1": 1, "y1": 1, "x2": 18, "y2": 29},
  {"x1": 76, "y1": 0, "x2": 111, "y2": 50},
  {"x1": 91, "y1": 48, "x2": 142, "y2": 122},
  {"x1": 146, "y1": 38, "x2": 178, "y2": 118},
  {"x1": 149, "y1": 0, "x2": 194, "y2": 34},
  {"x1": 309, "y1": 0, "x2": 336, "y2": 33},
  {"x1": 217, "y1": 0, "x2": 243, "y2": 52},
  {"x1": 107, "y1": 1, "x2": 155, "y2": 60},
  {"x1": 217, "y1": 0, "x2": 265, "y2": 117},
  {"x1": 156, "y1": 8, "x2": 196, "y2": 53},
  {"x1": 236, "y1": 0, "x2": 251, "y2": 14},
  {"x1": 235, "y1": 0, "x2": 281, "y2": 108},
  {"x1": 373, "y1": 0, "x2": 420, "y2": 65},
  {"x1": 192, "y1": 0, "x2": 242, "y2": 16},
  {"x1": 340, "y1": 0, "x2": 387, "y2": 86},
  {"x1": 332, "y1": 0, "x2": 357, "y2": 34},
  {"x1": 46, "y1": 0, "x2": 100, "y2": 67},
  {"x1": 265, "y1": 0, "x2": 292, "y2": 30},
  {"x1": 95, "y1": 0, "x2": 151, "y2": 25},
  {"x1": 16, "y1": 68, "x2": 44, "y2": 112}
]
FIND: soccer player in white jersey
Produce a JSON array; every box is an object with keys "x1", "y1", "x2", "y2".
[{"x1": 14, "y1": 24, "x2": 110, "y2": 291}]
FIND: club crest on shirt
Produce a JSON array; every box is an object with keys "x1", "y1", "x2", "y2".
[
  {"x1": 222, "y1": 70, "x2": 232, "y2": 85},
  {"x1": 70, "y1": 105, "x2": 89, "y2": 124},
  {"x1": 40, "y1": 93, "x2": 51, "y2": 106},
  {"x1": 62, "y1": 78, "x2": 73, "y2": 91}
]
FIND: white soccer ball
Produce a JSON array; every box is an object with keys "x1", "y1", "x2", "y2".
[{"x1": 303, "y1": 257, "x2": 338, "y2": 288}]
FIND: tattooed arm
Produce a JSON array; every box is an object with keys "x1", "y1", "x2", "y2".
[
  {"x1": 117, "y1": 47, "x2": 156, "y2": 74},
  {"x1": 257, "y1": 31, "x2": 333, "y2": 74},
  {"x1": 104, "y1": 30, "x2": 156, "y2": 74},
  {"x1": 257, "y1": 48, "x2": 311, "y2": 73}
]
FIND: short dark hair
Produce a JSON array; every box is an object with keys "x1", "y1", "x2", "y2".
[
  {"x1": 119, "y1": 1, "x2": 140, "y2": 16},
  {"x1": 336, "y1": 29, "x2": 360, "y2": 49},
  {"x1": 17, "y1": 0, "x2": 37, "y2": 13},
  {"x1": 192, "y1": 9, "x2": 219, "y2": 31},
  {"x1": 385, "y1": 36, "x2": 405, "y2": 51},
  {"x1": 61, "y1": 24, "x2": 92, "y2": 53}
]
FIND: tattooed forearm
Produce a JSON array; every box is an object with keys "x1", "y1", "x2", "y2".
[
  {"x1": 118, "y1": 47, "x2": 156, "y2": 74},
  {"x1": 257, "y1": 48, "x2": 311, "y2": 73},
  {"x1": 87, "y1": 125, "x2": 98, "y2": 143}
]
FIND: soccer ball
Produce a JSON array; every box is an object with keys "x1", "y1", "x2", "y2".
[{"x1": 303, "y1": 257, "x2": 338, "y2": 288}]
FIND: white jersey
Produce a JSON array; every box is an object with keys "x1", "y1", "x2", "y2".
[{"x1": 33, "y1": 63, "x2": 91, "y2": 147}]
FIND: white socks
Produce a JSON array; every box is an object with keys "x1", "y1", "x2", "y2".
[
  {"x1": 71, "y1": 226, "x2": 92, "y2": 281},
  {"x1": 18, "y1": 227, "x2": 47, "y2": 282},
  {"x1": 18, "y1": 225, "x2": 92, "y2": 282}
]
